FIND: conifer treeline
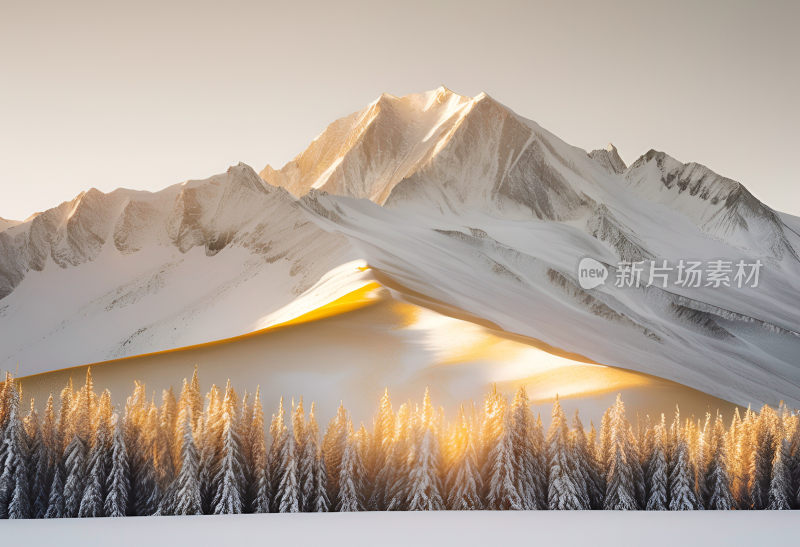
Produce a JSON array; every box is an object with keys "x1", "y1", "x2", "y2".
[{"x1": 0, "y1": 368, "x2": 799, "y2": 518}]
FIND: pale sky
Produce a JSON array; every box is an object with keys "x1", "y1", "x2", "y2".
[{"x1": 1, "y1": 0, "x2": 798, "y2": 220}]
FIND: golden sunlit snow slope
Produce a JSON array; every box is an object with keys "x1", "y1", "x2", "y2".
[{"x1": 18, "y1": 283, "x2": 736, "y2": 424}]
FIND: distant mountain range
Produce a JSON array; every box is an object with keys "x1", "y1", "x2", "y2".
[{"x1": 1, "y1": 87, "x2": 798, "y2": 407}]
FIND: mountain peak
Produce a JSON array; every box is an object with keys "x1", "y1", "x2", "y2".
[{"x1": 589, "y1": 143, "x2": 627, "y2": 174}]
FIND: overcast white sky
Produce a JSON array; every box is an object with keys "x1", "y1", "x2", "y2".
[{"x1": 1, "y1": 0, "x2": 798, "y2": 219}]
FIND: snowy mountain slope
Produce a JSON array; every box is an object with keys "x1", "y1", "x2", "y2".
[
  {"x1": 0, "y1": 216, "x2": 20, "y2": 232},
  {"x1": 293, "y1": 191, "x2": 800, "y2": 407},
  {"x1": 0, "y1": 164, "x2": 362, "y2": 371},
  {"x1": 2, "y1": 88, "x2": 799, "y2": 408},
  {"x1": 624, "y1": 150, "x2": 800, "y2": 261}
]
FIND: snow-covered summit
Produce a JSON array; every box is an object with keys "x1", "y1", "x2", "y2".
[{"x1": 262, "y1": 88, "x2": 610, "y2": 220}]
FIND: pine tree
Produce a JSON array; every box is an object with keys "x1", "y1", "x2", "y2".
[
  {"x1": 668, "y1": 435, "x2": 697, "y2": 510},
  {"x1": 571, "y1": 411, "x2": 601, "y2": 509},
  {"x1": 733, "y1": 407, "x2": 754, "y2": 508},
  {"x1": 212, "y1": 381, "x2": 244, "y2": 514},
  {"x1": 274, "y1": 430, "x2": 300, "y2": 513},
  {"x1": 299, "y1": 403, "x2": 328, "y2": 512},
  {"x1": 248, "y1": 388, "x2": 270, "y2": 513},
  {"x1": 706, "y1": 416, "x2": 733, "y2": 510},
  {"x1": 336, "y1": 427, "x2": 366, "y2": 511},
  {"x1": 131, "y1": 403, "x2": 161, "y2": 515},
  {"x1": 509, "y1": 387, "x2": 543, "y2": 510},
  {"x1": 62, "y1": 384, "x2": 90, "y2": 518},
  {"x1": 44, "y1": 463, "x2": 65, "y2": 518},
  {"x1": 268, "y1": 397, "x2": 288, "y2": 512},
  {"x1": 405, "y1": 391, "x2": 444, "y2": 511},
  {"x1": 547, "y1": 398, "x2": 585, "y2": 509},
  {"x1": 484, "y1": 409, "x2": 522, "y2": 510},
  {"x1": 167, "y1": 408, "x2": 202, "y2": 515},
  {"x1": 445, "y1": 408, "x2": 482, "y2": 510},
  {"x1": 44, "y1": 386, "x2": 68, "y2": 518},
  {"x1": 303, "y1": 404, "x2": 329, "y2": 512},
  {"x1": 369, "y1": 389, "x2": 394, "y2": 492},
  {"x1": 188, "y1": 366, "x2": 203, "y2": 434},
  {"x1": 290, "y1": 398, "x2": 308, "y2": 508},
  {"x1": 531, "y1": 414, "x2": 549, "y2": 508},
  {"x1": 645, "y1": 416, "x2": 668, "y2": 510},
  {"x1": 79, "y1": 391, "x2": 113, "y2": 517},
  {"x1": 598, "y1": 407, "x2": 612, "y2": 472},
  {"x1": 154, "y1": 389, "x2": 176, "y2": 489},
  {"x1": 322, "y1": 403, "x2": 349, "y2": 505},
  {"x1": 56, "y1": 379, "x2": 74, "y2": 454},
  {"x1": 104, "y1": 414, "x2": 129, "y2": 517},
  {"x1": 31, "y1": 396, "x2": 54, "y2": 518},
  {"x1": 197, "y1": 385, "x2": 220, "y2": 513},
  {"x1": 791, "y1": 417, "x2": 800, "y2": 509},
  {"x1": 0, "y1": 379, "x2": 31, "y2": 518},
  {"x1": 768, "y1": 436, "x2": 792, "y2": 510},
  {"x1": 237, "y1": 391, "x2": 253, "y2": 509},
  {"x1": 603, "y1": 395, "x2": 637, "y2": 510},
  {"x1": 749, "y1": 406, "x2": 776, "y2": 509}
]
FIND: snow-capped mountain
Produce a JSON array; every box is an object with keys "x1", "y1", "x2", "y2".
[{"x1": 1, "y1": 88, "x2": 799, "y2": 408}]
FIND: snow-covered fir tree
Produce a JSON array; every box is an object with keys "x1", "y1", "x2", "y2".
[
  {"x1": 274, "y1": 429, "x2": 300, "y2": 513},
  {"x1": 749, "y1": 406, "x2": 776, "y2": 509},
  {"x1": 322, "y1": 403, "x2": 349, "y2": 505},
  {"x1": 706, "y1": 415, "x2": 733, "y2": 510},
  {"x1": 509, "y1": 387, "x2": 544, "y2": 510},
  {"x1": 198, "y1": 384, "x2": 222, "y2": 513},
  {"x1": 30, "y1": 396, "x2": 55, "y2": 518},
  {"x1": 668, "y1": 433, "x2": 697, "y2": 510},
  {"x1": 78, "y1": 391, "x2": 113, "y2": 517},
  {"x1": 165, "y1": 408, "x2": 202, "y2": 515},
  {"x1": 0, "y1": 378, "x2": 31, "y2": 518},
  {"x1": 603, "y1": 395, "x2": 637, "y2": 510},
  {"x1": 445, "y1": 408, "x2": 482, "y2": 510},
  {"x1": 104, "y1": 414, "x2": 129, "y2": 517},
  {"x1": 546, "y1": 398, "x2": 585, "y2": 509},
  {"x1": 484, "y1": 408, "x2": 522, "y2": 510},
  {"x1": 403, "y1": 390, "x2": 444, "y2": 511},
  {"x1": 768, "y1": 435, "x2": 792, "y2": 510},
  {"x1": 571, "y1": 412, "x2": 602, "y2": 509},
  {"x1": 645, "y1": 416, "x2": 668, "y2": 510},
  {"x1": 336, "y1": 426, "x2": 366, "y2": 511},
  {"x1": 300, "y1": 403, "x2": 328, "y2": 512},
  {"x1": 211, "y1": 381, "x2": 244, "y2": 514},
  {"x1": 247, "y1": 388, "x2": 270, "y2": 513},
  {"x1": 62, "y1": 388, "x2": 91, "y2": 518}
]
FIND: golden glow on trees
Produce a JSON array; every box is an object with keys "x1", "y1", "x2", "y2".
[{"x1": 0, "y1": 371, "x2": 799, "y2": 517}]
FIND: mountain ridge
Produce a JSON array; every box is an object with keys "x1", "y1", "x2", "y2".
[{"x1": 1, "y1": 88, "x2": 799, "y2": 408}]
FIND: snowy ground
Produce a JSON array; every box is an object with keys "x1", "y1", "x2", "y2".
[{"x1": 2, "y1": 511, "x2": 798, "y2": 546}]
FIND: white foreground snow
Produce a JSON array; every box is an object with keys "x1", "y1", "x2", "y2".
[{"x1": 2, "y1": 511, "x2": 798, "y2": 547}]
